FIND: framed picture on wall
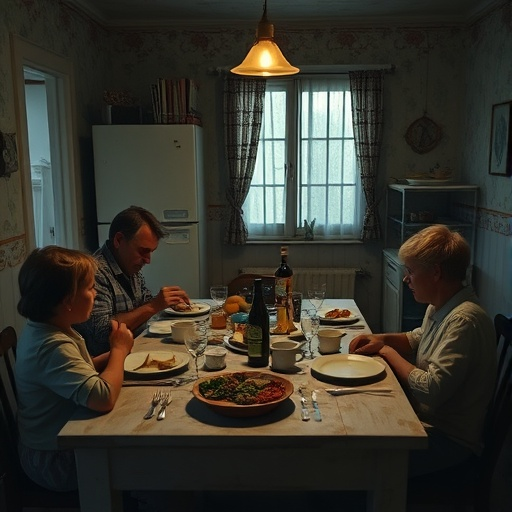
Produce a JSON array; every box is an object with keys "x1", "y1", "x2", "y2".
[{"x1": 488, "y1": 101, "x2": 512, "y2": 176}]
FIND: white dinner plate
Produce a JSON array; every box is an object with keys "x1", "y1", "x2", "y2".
[
  {"x1": 124, "y1": 350, "x2": 188, "y2": 378},
  {"x1": 405, "y1": 178, "x2": 452, "y2": 186},
  {"x1": 318, "y1": 308, "x2": 360, "y2": 324},
  {"x1": 164, "y1": 302, "x2": 211, "y2": 316},
  {"x1": 148, "y1": 320, "x2": 174, "y2": 335},
  {"x1": 223, "y1": 335, "x2": 248, "y2": 354},
  {"x1": 311, "y1": 354, "x2": 386, "y2": 384}
]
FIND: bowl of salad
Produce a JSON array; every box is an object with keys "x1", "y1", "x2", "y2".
[{"x1": 192, "y1": 371, "x2": 294, "y2": 417}]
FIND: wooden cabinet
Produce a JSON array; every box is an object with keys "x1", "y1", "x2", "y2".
[{"x1": 382, "y1": 184, "x2": 478, "y2": 332}]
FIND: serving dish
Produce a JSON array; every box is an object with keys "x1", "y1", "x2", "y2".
[
  {"x1": 192, "y1": 371, "x2": 293, "y2": 417},
  {"x1": 311, "y1": 354, "x2": 386, "y2": 385},
  {"x1": 124, "y1": 350, "x2": 188, "y2": 379},
  {"x1": 163, "y1": 302, "x2": 211, "y2": 317}
]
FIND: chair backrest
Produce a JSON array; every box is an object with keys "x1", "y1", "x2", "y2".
[
  {"x1": 481, "y1": 315, "x2": 512, "y2": 471},
  {"x1": 0, "y1": 326, "x2": 18, "y2": 443},
  {"x1": 0, "y1": 326, "x2": 21, "y2": 511},
  {"x1": 227, "y1": 273, "x2": 276, "y2": 305},
  {"x1": 0, "y1": 326, "x2": 80, "y2": 511}
]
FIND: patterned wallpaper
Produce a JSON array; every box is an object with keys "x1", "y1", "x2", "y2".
[
  {"x1": 0, "y1": 0, "x2": 110, "y2": 268},
  {"x1": 0, "y1": 0, "x2": 510, "y2": 273}
]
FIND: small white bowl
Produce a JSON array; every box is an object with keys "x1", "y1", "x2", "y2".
[{"x1": 317, "y1": 328, "x2": 343, "y2": 354}]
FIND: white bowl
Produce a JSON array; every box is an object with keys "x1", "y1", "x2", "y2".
[{"x1": 317, "y1": 328, "x2": 343, "y2": 354}]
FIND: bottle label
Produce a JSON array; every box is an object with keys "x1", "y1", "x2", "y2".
[
  {"x1": 275, "y1": 277, "x2": 287, "y2": 297},
  {"x1": 247, "y1": 324, "x2": 263, "y2": 357},
  {"x1": 275, "y1": 276, "x2": 292, "y2": 298}
]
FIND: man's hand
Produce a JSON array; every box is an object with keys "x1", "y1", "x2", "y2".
[{"x1": 152, "y1": 286, "x2": 190, "y2": 312}]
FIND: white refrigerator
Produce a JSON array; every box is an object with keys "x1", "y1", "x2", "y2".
[{"x1": 92, "y1": 124, "x2": 207, "y2": 298}]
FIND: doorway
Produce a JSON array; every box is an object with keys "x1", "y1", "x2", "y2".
[{"x1": 10, "y1": 34, "x2": 80, "y2": 250}]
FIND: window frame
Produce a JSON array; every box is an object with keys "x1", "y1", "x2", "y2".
[{"x1": 244, "y1": 74, "x2": 362, "y2": 242}]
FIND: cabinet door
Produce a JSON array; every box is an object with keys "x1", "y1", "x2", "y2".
[{"x1": 383, "y1": 279, "x2": 401, "y2": 333}]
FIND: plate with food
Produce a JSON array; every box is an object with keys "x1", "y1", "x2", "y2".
[
  {"x1": 223, "y1": 333, "x2": 248, "y2": 354},
  {"x1": 192, "y1": 371, "x2": 294, "y2": 417},
  {"x1": 164, "y1": 302, "x2": 211, "y2": 317},
  {"x1": 318, "y1": 308, "x2": 361, "y2": 324},
  {"x1": 124, "y1": 350, "x2": 188, "y2": 378},
  {"x1": 311, "y1": 354, "x2": 386, "y2": 385}
]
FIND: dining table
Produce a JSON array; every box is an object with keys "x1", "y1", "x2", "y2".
[{"x1": 58, "y1": 299, "x2": 427, "y2": 512}]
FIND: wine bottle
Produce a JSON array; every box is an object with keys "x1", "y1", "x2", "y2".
[
  {"x1": 247, "y1": 279, "x2": 270, "y2": 368},
  {"x1": 274, "y1": 246, "x2": 295, "y2": 334}
]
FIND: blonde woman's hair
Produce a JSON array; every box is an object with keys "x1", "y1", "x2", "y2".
[
  {"x1": 18, "y1": 246, "x2": 97, "y2": 322},
  {"x1": 398, "y1": 224, "x2": 470, "y2": 282}
]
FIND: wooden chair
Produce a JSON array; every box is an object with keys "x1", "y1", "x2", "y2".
[
  {"x1": 227, "y1": 273, "x2": 276, "y2": 305},
  {"x1": 0, "y1": 326, "x2": 80, "y2": 512},
  {"x1": 407, "y1": 313, "x2": 512, "y2": 512}
]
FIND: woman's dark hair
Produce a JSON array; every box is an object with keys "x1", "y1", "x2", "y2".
[
  {"x1": 17, "y1": 246, "x2": 97, "y2": 322},
  {"x1": 108, "y1": 205, "x2": 164, "y2": 241}
]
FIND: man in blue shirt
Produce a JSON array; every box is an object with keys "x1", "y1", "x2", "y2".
[{"x1": 75, "y1": 206, "x2": 190, "y2": 356}]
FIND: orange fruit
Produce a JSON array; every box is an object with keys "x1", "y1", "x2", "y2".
[{"x1": 223, "y1": 302, "x2": 240, "y2": 314}]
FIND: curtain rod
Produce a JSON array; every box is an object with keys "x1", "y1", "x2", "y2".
[{"x1": 209, "y1": 64, "x2": 395, "y2": 76}]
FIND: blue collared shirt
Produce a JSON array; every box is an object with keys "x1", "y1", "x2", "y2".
[{"x1": 74, "y1": 242, "x2": 153, "y2": 356}]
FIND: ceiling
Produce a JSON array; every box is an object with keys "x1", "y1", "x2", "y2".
[{"x1": 64, "y1": 0, "x2": 500, "y2": 28}]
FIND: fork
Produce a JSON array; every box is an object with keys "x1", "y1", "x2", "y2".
[
  {"x1": 143, "y1": 390, "x2": 162, "y2": 420},
  {"x1": 157, "y1": 393, "x2": 172, "y2": 421},
  {"x1": 298, "y1": 387, "x2": 310, "y2": 421}
]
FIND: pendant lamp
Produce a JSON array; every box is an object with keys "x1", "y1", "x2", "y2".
[{"x1": 231, "y1": 0, "x2": 299, "y2": 77}]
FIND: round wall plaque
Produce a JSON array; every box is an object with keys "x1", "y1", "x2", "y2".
[{"x1": 404, "y1": 115, "x2": 442, "y2": 154}]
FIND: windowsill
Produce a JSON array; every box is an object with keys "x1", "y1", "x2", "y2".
[{"x1": 244, "y1": 239, "x2": 364, "y2": 245}]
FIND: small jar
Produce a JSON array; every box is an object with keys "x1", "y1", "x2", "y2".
[
  {"x1": 210, "y1": 309, "x2": 226, "y2": 329},
  {"x1": 230, "y1": 312, "x2": 249, "y2": 342},
  {"x1": 204, "y1": 347, "x2": 227, "y2": 370}
]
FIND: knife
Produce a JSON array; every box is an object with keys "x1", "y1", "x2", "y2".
[
  {"x1": 325, "y1": 388, "x2": 393, "y2": 396},
  {"x1": 311, "y1": 390, "x2": 322, "y2": 421}
]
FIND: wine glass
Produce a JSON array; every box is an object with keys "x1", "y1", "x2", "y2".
[
  {"x1": 184, "y1": 320, "x2": 209, "y2": 379},
  {"x1": 300, "y1": 309, "x2": 320, "y2": 359},
  {"x1": 210, "y1": 285, "x2": 228, "y2": 308},
  {"x1": 308, "y1": 287, "x2": 326, "y2": 313}
]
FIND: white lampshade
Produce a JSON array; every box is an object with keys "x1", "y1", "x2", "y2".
[{"x1": 231, "y1": 2, "x2": 299, "y2": 77}]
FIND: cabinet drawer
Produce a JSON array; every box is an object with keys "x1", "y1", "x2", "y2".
[{"x1": 385, "y1": 258, "x2": 403, "y2": 289}]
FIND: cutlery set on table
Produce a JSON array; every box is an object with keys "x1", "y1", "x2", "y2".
[
  {"x1": 143, "y1": 390, "x2": 172, "y2": 420},
  {"x1": 298, "y1": 387, "x2": 322, "y2": 422}
]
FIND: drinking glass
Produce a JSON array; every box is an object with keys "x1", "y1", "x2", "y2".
[
  {"x1": 308, "y1": 287, "x2": 326, "y2": 313},
  {"x1": 184, "y1": 320, "x2": 209, "y2": 379},
  {"x1": 300, "y1": 309, "x2": 320, "y2": 359},
  {"x1": 210, "y1": 285, "x2": 228, "y2": 307}
]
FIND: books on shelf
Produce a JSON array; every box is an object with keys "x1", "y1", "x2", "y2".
[{"x1": 151, "y1": 78, "x2": 201, "y2": 125}]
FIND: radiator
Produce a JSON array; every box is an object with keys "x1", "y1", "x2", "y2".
[{"x1": 240, "y1": 267, "x2": 359, "y2": 299}]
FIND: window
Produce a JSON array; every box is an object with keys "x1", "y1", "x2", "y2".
[{"x1": 243, "y1": 76, "x2": 362, "y2": 240}]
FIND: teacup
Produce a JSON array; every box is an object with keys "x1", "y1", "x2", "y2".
[
  {"x1": 317, "y1": 328, "x2": 344, "y2": 354},
  {"x1": 171, "y1": 320, "x2": 195, "y2": 343},
  {"x1": 270, "y1": 340, "x2": 304, "y2": 373}
]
